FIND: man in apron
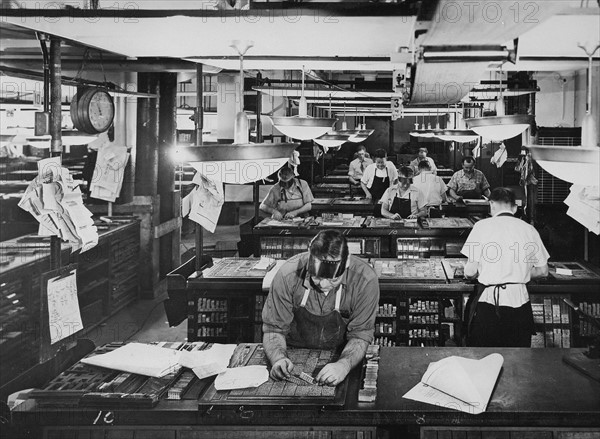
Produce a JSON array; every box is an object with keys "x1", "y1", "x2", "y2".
[
  {"x1": 360, "y1": 148, "x2": 399, "y2": 217},
  {"x1": 262, "y1": 230, "x2": 380, "y2": 386},
  {"x1": 260, "y1": 166, "x2": 314, "y2": 220},
  {"x1": 461, "y1": 187, "x2": 549, "y2": 347},
  {"x1": 448, "y1": 156, "x2": 491, "y2": 202},
  {"x1": 380, "y1": 166, "x2": 426, "y2": 220}
]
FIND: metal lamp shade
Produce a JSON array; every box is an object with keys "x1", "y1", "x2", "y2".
[
  {"x1": 527, "y1": 144, "x2": 600, "y2": 187},
  {"x1": 179, "y1": 142, "x2": 299, "y2": 184},
  {"x1": 270, "y1": 116, "x2": 336, "y2": 140},
  {"x1": 465, "y1": 115, "x2": 534, "y2": 141}
]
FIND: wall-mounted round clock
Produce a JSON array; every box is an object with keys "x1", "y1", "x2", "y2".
[{"x1": 70, "y1": 87, "x2": 115, "y2": 134}]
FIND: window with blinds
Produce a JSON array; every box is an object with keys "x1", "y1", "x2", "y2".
[{"x1": 535, "y1": 128, "x2": 581, "y2": 204}]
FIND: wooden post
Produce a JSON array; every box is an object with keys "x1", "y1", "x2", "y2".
[
  {"x1": 135, "y1": 73, "x2": 160, "y2": 297},
  {"x1": 49, "y1": 37, "x2": 62, "y2": 270},
  {"x1": 158, "y1": 72, "x2": 177, "y2": 278},
  {"x1": 195, "y1": 64, "x2": 204, "y2": 272}
]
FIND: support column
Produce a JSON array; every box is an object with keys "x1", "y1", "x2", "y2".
[
  {"x1": 49, "y1": 37, "x2": 62, "y2": 270},
  {"x1": 157, "y1": 72, "x2": 178, "y2": 278},
  {"x1": 135, "y1": 73, "x2": 160, "y2": 297},
  {"x1": 135, "y1": 73, "x2": 160, "y2": 196}
]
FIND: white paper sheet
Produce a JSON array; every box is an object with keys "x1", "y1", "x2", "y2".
[
  {"x1": 81, "y1": 343, "x2": 182, "y2": 377},
  {"x1": 214, "y1": 365, "x2": 269, "y2": 390},
  {"x1": 187, "y1": 175, "x2": 224, "y2": 233},
  {"x1": 178, "y1": 344, "x2": 237, "y2": 379},
  {"x1": 47, "y1": 270, "x2": 83, "y2": 344},
  {"x1": 403, "y1": 353, "x2": 504, "y2": 415}
]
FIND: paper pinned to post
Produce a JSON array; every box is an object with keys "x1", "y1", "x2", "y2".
[
  {"x1": 47, "y1": 270, "x2": 83, "y2": 345},
  {"x1": 214, "y1": 365, "x2": 269, "y2": 390},
  {"x1": 403, "y1": 353, "x2": 504, "y2": 415}
]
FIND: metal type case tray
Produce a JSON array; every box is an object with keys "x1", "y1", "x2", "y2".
[
  {"x1": 199, "y1": 344, "x2": 348, "y2": 409},
  {"x1": 29, "y1": 342, "x2": 211, "y2": 408}
]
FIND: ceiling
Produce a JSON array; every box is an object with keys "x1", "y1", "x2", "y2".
[{"x1": 0, "y1": 0, "x2": 598, "y2": 109}]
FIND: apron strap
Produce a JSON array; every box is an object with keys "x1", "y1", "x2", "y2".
[
  {"x1": 300, "y1": 288, "x2": 310, "y2": 307},
  {"x1": 301, "y1": 284, "x2": 343, "y2": 310},
  {"x1": 334, "y1": 284, "x2": 343, "y2": 311}
]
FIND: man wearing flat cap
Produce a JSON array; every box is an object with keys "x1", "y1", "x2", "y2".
[{"x1": 262, "y1": 230, "x2": 380, "y2": 386}]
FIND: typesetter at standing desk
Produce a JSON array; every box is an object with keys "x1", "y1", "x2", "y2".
[{"x1": 9, "y1": 258, "x2": 600, "y2": 437}]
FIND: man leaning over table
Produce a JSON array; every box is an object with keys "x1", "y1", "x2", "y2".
[{"x1": 262, "y1": 230, "x2": 379, "y2": 386}]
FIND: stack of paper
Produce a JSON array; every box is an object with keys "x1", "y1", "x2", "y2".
[
  {"x1": 81, "y1": 343, "x2": 182, "y2": 377},
  {"x1": 182, "y1": 173, "x2": 224, "y2": 233},
  {"x1": 403, "y1": 353, "x2": 504, "y2": 415},
  {"x1": 564, "y1": 185, "x2": 600, "y2": 235},
  {"x1": 90, "y1": 144, "x2": 130, "y2": 202},
  {"x1": 81, "y1": 342, "x2": 237, "y2": 379},
  {"x1": 18, "y1": 157, "x2": 98, "y2": 252}
]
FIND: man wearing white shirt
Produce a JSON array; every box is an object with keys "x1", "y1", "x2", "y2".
[
  {"x1": 412, "y1": 160, "x2": 447, "y2": 208},
  {"x1": 461, "y1": 187, "x2": 550, "y2": 347},
  {"x1": 409, "y1": 147, "x2": 437, "y2": 176},
  {"x1": 347, "y1": 145, "x2": 373, "y2": 185},
  {"x1": 360, "y1": 149, "x2": 398, "y2": 216}
]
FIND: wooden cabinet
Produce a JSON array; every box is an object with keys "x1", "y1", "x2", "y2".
[{"x1": 0, "y1": 220, "x2": 140, "y2": 398}]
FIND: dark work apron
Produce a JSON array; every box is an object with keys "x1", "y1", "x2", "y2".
[
  {"x1": 287, "y1": 284, "x2": 347, "y2": 350},
  {"x1": 370, "y1": 168, "x2": 389, "y2": 217},
  {"x1": 390, "y1": 191, "x2": 412, "y2": 218},
  {"x1": 459, "y1": 188, "x2": 482, "y2": 199},
  {"x1": 464, "y1": 212, "x2": 531, "y2": 335}
]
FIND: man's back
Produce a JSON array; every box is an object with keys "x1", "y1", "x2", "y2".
[{"x1": 413, "y1": 172, "x2": 446, "y2": 206}]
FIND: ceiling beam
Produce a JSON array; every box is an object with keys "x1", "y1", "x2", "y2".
[{"x1": 0, "y1": 58, "x2": 221, "y2": 73}]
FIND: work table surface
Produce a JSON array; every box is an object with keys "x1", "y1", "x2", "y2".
[{"x1": 12, "y1": 347, "x2": 600, "y2": 428}]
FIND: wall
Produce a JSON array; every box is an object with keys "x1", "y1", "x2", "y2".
[{"x1": 535, "y1": 66, "x2": 600, "y2": 143}]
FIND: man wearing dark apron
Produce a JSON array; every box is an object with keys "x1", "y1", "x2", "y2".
[
  {"x1": 461, "y1": 187, "x2": 550, "y2": 347},
  {"x1": 360, "y1": 148, "x2": 398, "y2": 217},
  {"x1": 380, "y1": 166, "x2": 426, "y2": 220},
  {"x1": 262, "y1": 230, "x2": 380, "y2": 386}
]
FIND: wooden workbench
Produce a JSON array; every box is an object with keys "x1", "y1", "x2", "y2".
[{"x1": 8, "y1": 347, "x2": 600, "y2": 438}]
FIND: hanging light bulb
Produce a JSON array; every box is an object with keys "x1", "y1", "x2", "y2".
[
  {"x1": 229, "y1": 40, "x2": 254, "y2": 145},
  {"x1": 465, "y1": 65, "x2": 533, "y2": 141},
  {"x1": 426, "y1": 112, "x2": 432, "y2": 130},
  {"x1": 341, "y1": 103, "x2": 348, "y2": 131}
]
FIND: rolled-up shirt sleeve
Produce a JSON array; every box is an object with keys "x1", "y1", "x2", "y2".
[
  {"x1": 262, "y1": 269, "x2": 295, "y2": 336},
  {"x1": 346, "y1": 275, "x2": 379, "y2": 343},
  {"x1": 261, "y1": 186, "x2": 278, "y2": 210},
  {"x1": 300, "y1": 180, "x2": 314, "y2": 204}
]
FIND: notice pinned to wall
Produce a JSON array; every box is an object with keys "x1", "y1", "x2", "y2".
[{"x1": 46, "y1": 269, "x2": 83, "y2": 345}]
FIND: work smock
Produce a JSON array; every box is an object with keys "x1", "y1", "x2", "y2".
[
  {"x1": 262, "y1": 253, "x2": 380, "y2": 350},
  {"x1": 261, "y1": 178, "x2": 314, "y2": 216}
]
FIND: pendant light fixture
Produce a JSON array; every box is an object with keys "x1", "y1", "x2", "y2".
[
  {"x1": 465, "y1": 66, "x2": 534, "y2": 141},
  {"x1": 230, "y1": 39, "x2": 253, "y2": 145},
  {"x1": 179, "y1": 40, "x2": 298, "y2": 185},
  {"x1": 313, "y1": 94, "x2": 351, "y2": 151},
  {"x1": 270, "y1": 67, "x2": 335, "y2": 140},
  {"x1": 527, "y1": 42, "x2": 600, "y2": 186}
]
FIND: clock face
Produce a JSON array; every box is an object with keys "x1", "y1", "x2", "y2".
[{"x1": 88, "y1": 91, "x2": 114, "y2": 132}]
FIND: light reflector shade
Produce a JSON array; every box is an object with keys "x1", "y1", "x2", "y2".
[
  {"x1": 178, "y1": 142, "x2": 298, "y2": 184},
  {"x1": 465, "y1": 115, "x2": 534, "y2": 141},
  {"x1": 313, "y1": 133, "x2": 351, "y2": 151},
  {"x1": 527, "y1": 145, "x2": 600, "y2": 187},
  {"x1": 270, "y1": 116, "x2": 336, "y2": 140}
]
